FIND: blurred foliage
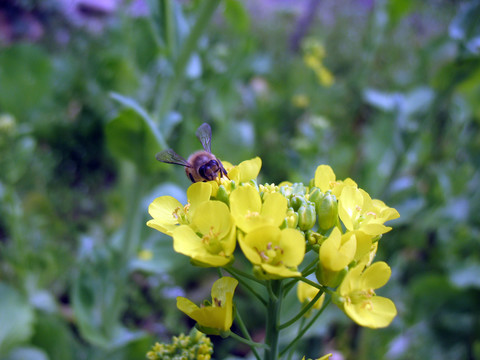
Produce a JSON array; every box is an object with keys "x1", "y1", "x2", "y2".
[{"x1": 0, "y1": 0, "x2": 479, "y2": 359}]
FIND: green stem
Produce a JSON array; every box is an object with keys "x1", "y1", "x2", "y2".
[
  {"x1": 226, "y1": 265, "x2": 265, "y2": 285},
  {"x1": 229, "y1": 332, "x2": 269, "y2": 349},
  {"x1": 279, "y1": 297, "x2": 332, "y2": 358},
  {"x1": 286, "y1": 317, "x2": 306, "y2": 360},
  {"x1": 154, "y1": 0, "x2": 222, "y2": 123},
  {"x1": 284, "y1": 258, "x2": 319, "y2": 295},
  {"x1": 223, "y1": 268, "x2": 267, "y2": 306},
  {"x1": 298, "y1": 277, "x2": 335, "y2": 296},
  {"x1": 264, "y1": 280, "x2": 283, "y2": 360},
  {"x1": 235, "y1": 310, "x2": 262, "y2": 360},
  {"x1": 279, "y1": 288, "x2": 325, "y2": 330}
]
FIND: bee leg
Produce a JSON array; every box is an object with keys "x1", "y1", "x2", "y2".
[{"x1": 219, "y1": 161, "x2": 229, "y2": 179}]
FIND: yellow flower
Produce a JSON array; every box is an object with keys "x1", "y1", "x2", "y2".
[
  {"x1": 319, "y1": 227, "x2": 356, "y2": 271},
  {"x1": 238, "y1": 225, "x2": 305, "y2": 279},
  {"x1": 336, "y1": 261, "x2": 397, "y2": 328},
  {"x1": 314, "y1": 164, "x2": 357, "y2": 198},
  {"x1": 230, "y1": 185, "x2": 287, "y2": 233},
  {"x1": 301, "y1": 354, "x2": 332, "y2": 360},
  {"x1": 177, "y1": 277, "x2": 238, "y2": 334},
  {"x1": 226, "y1": 157, "x2": 262, "y2": 184},
  {"x1": 172, "y1": 200, "x2": 236, "y2": 267},
  {"x1": 292, "y1": 94, "x2": 310, "y2": 108},
  {"x1": 338, "y1": 186, "x2": 399, "y2": 237},
  {"x1": 297, "y1": 281, "x2": 325, "y2": 316},
  {"x1": 208, "y1": 157, "x2": 262, "y2": 197},
  {"x1": 147, "y1": 182, "x2": 212, "y2": 235}
]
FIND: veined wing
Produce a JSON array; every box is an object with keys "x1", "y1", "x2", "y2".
[
  {"x1": 195, "y1": 123, "x2": 212, "y2": 153},
  {"x1": 155, "y1": 149, "x2": 192, "y2": 167}
]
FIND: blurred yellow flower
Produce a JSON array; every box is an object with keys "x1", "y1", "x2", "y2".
[
  {"x1": 297, "y1": 281, "x2": 325, "y2": 316},
  {"x1": 239, "y1": 225, "x2": 305, "y2": 279},
  {"x1": 177, "y1": 277, "x2": 238, "y2": 334},
  {"x1": 336, "y1": 261, "x2": 397, "y2": 328},
  {"x1": 292, "y1": 94, "x2": 310, "y2": 108},
  {"x1": 172, "y1": 200, "x2": 236, "y2": 267}
]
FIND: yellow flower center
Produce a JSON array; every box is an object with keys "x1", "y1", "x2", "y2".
[
  {"x1": 256, "y1": 242, "x2": 284, "y2": 266},
  {"x1": 347, "y1": 288, "x2": 375, "y2": 304},
  {"x1": 201, "y1": 227, "x2": 225, "y2": 256},
  {"x1": 172, "y1": 206, "x2": 189, "y2": 224}
]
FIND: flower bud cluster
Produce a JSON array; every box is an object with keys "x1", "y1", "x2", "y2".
[{"x1": 146, "y1": 330, "x2": 213, "y2": 360}]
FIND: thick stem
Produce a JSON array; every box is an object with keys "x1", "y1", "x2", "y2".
[{"x1": 264, "y1": 280, "x2": 283, "y2": 360}]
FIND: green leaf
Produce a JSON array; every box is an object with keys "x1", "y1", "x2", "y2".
[
  {"x1": 72, "y1": 248, "x2": 146, "y2": 350},
  {"x1": 31, "y1": 313, "x2": 74, "y2": 360},
  {"x1": 105, "y1": 108, "x2": 163, "y2": 174},
  {"x1": 0, "y1": 283, "x2": 35, "y2": 356},
  {"x1": 433, "y1": 57, "x2": 480, "y2": 92},
  {"x1": 224, "y1": 0, "x2": 250, "y2": 33},
  {"x1": 387, "y1": 0, "x2": 414, "y2": 26}
]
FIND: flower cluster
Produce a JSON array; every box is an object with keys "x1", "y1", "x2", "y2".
[
  {"x1": 146, "y1": 329, "x2": 213, "y2": 360},
  {"x1": 147, "y1": 157, "x2": 399, "y2": 331}
]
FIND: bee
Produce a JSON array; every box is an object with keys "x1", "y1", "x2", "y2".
[{"x1": 156, "y1": 123, "x2": 228, "y2": 183}]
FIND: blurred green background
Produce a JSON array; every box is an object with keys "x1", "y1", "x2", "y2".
[{"x1": 1, "y1": 0, "x2": 479, "y2": 359}]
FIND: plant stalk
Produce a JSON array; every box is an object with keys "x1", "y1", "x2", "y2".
[{"x1": 264, "y1": 280, "x2": 283, "y2": 360}]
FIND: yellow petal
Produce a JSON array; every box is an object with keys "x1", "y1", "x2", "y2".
[
  {"x1": 192, "y1": 201, "x2": 232, "y2": 238},
  {"x1": 344, "y1": 296, "x2": 397, "y2": 328},
  {"x1": 297, "y1": 282, "x2": 325, "y2": 310},
  {"x1": 187, "y1": 182, "x2": 212, "y2": 212},
  {"x1": 360, "y1": 261, "x2": 391, "y2": 290},
  {"x1": 177, "y1": 296, "x2": 200, "y2": 316},
  {"x1": 314, "y1": 165, "x2": 336, "y2": 192},
  {"x1": 237, "y1": 157, "x2": 262, "y2": 183},
  {"x1": 211, "y1": 277, "x2": 238, "y2": 305},
  {"x1": 338, "y1": 186, "x2": 363, "y2": 231},
  {"x1": 172, "y1": 225, "x2": 205, "y2": 257},
  {"x1": 239, "y1": 226, "x2": 280, "y2": 265},
  {"x1": 278, "y1": 228, "x2": 305, "y2": 267},
  {"x1": 260, "y1": 192, "x2": 288, "y2": 228},
  {"x1": 320, "y1": 228, "x2": 356, "y2": 271},
  {"x1": 261, "y1": 263, "x2": 301, "y2": 278},
  {"x1": 230, "y1": 186, "x2": 262, "y2": 232}
]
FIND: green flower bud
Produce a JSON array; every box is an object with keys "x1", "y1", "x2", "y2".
[
  {"x1": 279, "y1": 185, "x2": 292, "y2": 198},
  {"x1": 216, "y1": 185, "x2": 230, "y2": 206},
  {"x1": 307, "y1": 187, "x2": 323, "y2": 208},
  {"x1": 291, "y1": 182, "x2": 306, "y2": 196},
  {"x1": 305, "y1": 230, "x2": 324, "y2": 245},
  {"x1": 297, "y1": 202, "x2": 317, "y2": 231},
  {"x1": 317, "y1": 193, "x2": 338, "y2": 231},
  {"x1": 290, "y1": 195, "x2": 307, "y2": 211},
  {"x1": 286, "y1": 208, "x2": 299, "y2": 228}
]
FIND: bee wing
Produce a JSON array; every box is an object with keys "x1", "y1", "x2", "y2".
[
  {"x1": 195, "y1": 123, "x2": 212, "y2": 153},
  {"x1": 155, "y1": 149, "x2": 192, "y2": 167}
]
